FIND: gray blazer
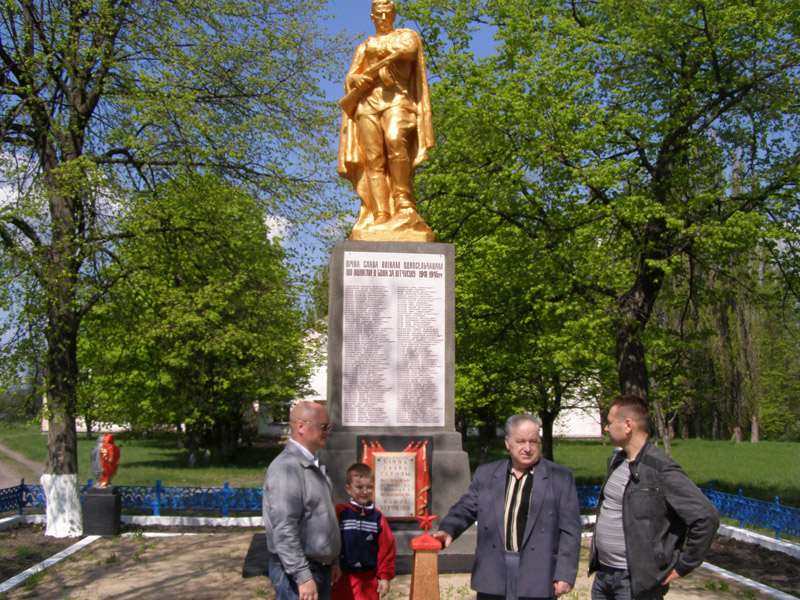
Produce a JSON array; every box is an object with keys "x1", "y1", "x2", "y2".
[
  {"x1": 263, "y1": 442, "x2": 341, "y2": 584},
  {"x1": 439, "y1": 458, "x2": 582, "y2": 598}
]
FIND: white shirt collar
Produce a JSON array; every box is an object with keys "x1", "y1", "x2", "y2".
[
  {"x1": 349, "y1": 499, "x2": 374, "y2": 511},
  {"x1": 288, "y1": 438, "x2": 319, "y2": 466}
]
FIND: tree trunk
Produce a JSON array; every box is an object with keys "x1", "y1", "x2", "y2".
[
  {"x1": 176, "y1": 422, "x2": 184, "y2": 449},
  {"x1": 455, "y1": 411, "x2": 468, "y2": 450},
  {"x1": 616, "y1": 316, "x2": 650, "y2": 399},
  {"x1": 652, "y1": 397, "x2": 672, "y2": 456},
  {"x1": 615, "y1": 246, "x2": 665, "y2": 400},
  {"x1": 599, "y1": 407, "x2": 608, "y2": 445},
  {"x1": 42, "y1": 294, "x2": 82, "y2": 537},
  {"x1": 477, "y1": 421, "x2": 495, "y2": 463},
  {"x1": 210, "y1": 419, "x2": 242, "y2": 463},
  {"x1": 712, "y1": 404, "x2": 720, "y2": 440},
  {"x1": 750, "y1": 414, "x2": 760, "y2": 443},
  {"x1": 539, "y1": 410, "x2": 556, "y2": 462},
  {"x1": 185, "y1": 428, "x2": 201, "y2": 468}
]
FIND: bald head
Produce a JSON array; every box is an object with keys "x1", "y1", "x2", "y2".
[
  {"x1": 289, "y1": 401, "x2": 331, "y2": 453},
  {"x1": 290, "y1": 401, "x2": 321, "y2": 424}
]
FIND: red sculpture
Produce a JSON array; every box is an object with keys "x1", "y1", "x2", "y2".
[
  {"x1": 411, "y1": 510, "x2": 441, "y2": 550},
  {"x1": 99, "y1": 433, "x2": 120, "y2": 488}
]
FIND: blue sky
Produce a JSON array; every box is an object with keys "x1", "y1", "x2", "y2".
[
  {"x1": 322, "y1": 1, "x2": 376, "y2": 102},
  {"x1": 326, "y1": 0, "x2": 375, "y2": 41}
]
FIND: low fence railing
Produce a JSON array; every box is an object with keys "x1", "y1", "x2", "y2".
[
  {"x1": 702, "y1": 485, "x2": 800, "y2": 539},
  {"x1": 2, "y1": 480, "x2": 798, "y2": 539},
  {"x1": 0, "y1": 479, "x2": 262, "y2": 518}
]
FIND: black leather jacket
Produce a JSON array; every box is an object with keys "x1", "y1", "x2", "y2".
[{"x1": 589, "y1": 440, "x2": 719, "y2": 597}]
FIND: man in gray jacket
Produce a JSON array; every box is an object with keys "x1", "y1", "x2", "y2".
[
  {"x1": 589, "y1": 394, "x2": 719, "y2": 600},
  {"x1": 264, "y1": 401, "x2": 340, "y2": 600}
]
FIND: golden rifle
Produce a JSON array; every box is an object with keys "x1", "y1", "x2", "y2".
[{"x1": 338, "y1": 50, "x2": 404, "y2": 117}]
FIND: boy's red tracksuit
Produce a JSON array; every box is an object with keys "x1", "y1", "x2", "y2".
[{"x1": 331, "y1": 500, "x2": 396, "y2": 600}]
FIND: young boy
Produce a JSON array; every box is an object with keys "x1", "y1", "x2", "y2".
[{"x1": 332, "y1": 463, "x2": 396, "y2": 600}]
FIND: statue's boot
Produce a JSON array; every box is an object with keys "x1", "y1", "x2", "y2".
[
  {"x1": 366, "y1": 170, "x2": 391, "y2": 225},
  {"x1": 388, "y1": 156, "x2": 415, "y2": 215}
]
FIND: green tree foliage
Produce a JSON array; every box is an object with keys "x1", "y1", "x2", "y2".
[
  {"x1": 0, "y1": 0, "x2": 347, "y2": 481},
  {"x1": 646, "y1": 253, "x2": 800, "y2": 444},
  {"x1": 450, "y1": 226, "x2": 616, "y2": 460},
  {"x1": 0, "y1": 384, "x2": 41, "y2": 421},
  {"x1": 78, "y1": 174, "x2": 310, "y2": 465},
  {"x1": 756, "y1": 299, "x2": 800, "y2": 440},
  {"x1": 403, "y1": 0, "x2": 800, "y2": 420},
  {"x1": 303, "y1": 262, "x2": 330, "y2": 328}
]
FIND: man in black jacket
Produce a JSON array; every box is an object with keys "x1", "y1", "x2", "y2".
[{"x1": 589, "y1": 395, "x2": 719, "y2": 600}]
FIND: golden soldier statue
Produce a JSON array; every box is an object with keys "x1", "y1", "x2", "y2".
[{"x1": 338, "y1": 0, "x2": 435, "y2": 242}]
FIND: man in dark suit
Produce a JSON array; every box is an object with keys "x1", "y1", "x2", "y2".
[{"x1": 433, "y1": 414, "x2": 581, "y2": 599}]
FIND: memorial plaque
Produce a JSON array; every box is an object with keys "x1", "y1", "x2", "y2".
[
  {"x1": 342, "y1": 250, "x2": 446, "y2": 427},
  {"x1": 374, "y1": 451, "x2": 417, "y2": 519},
  {"x1": 324, "y1": 242, "x2": 476, "y2": 573}
]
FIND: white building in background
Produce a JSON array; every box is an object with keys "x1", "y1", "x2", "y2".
[
  {"x1": 550, "y1": 397, "x2": 602, "y2": 438},
  {"x1": 40, "y1": 397, "x2": 128, "y2": 434},
  {"x1": 257, "y1": 327, "x2": 327, "y2": 437}
]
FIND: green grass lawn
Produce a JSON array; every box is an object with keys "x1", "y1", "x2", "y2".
[
  {"x1": 3, "y1": 421, "x2": 799, "y2": 508},
  {"x1": 0, "y1": 422, "x2": 280, "y2": 488},
  {"x1": 0, "y1": 422, "x2": 49, "y2": 464}
]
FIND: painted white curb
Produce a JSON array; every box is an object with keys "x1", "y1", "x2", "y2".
[
  {"x1": 4, "y1": 513, "x2": 262, "y2": 528},
  {"x1": 0, "y1": 514, "x2": 45, "y2": 531},
  {"x1": 121, "y1": 514, "x2": 263, "y2": 527},
  {"x1": 122, "y1": 532, "x2": 199, "y2": 538},
  {"x1": 702, "y1": 561, "x2": 800, "y2": 600},
  {"x1": 717, "y1": 524, "x2": 800, "y2": 560},
  {"x1": 0, "y1": 535, "x2": 101, "y2": 593}
]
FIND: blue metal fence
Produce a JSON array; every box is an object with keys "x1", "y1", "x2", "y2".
[
  {"x1": 0, "y1": 481, "x2": 24, "y2": 515},
  {"x1": 2, "y1": 480, "x2": 798, "y2": 539},
  {"x1": 702, "y1": 486, "x2": 800, "y2": 539},
  {"x1": 113, "y1": 481, "x2": 262, "y2": 516},
  {"x1": 0, "y1": 479, "x2": 263, "y2": 518},
  {"x1": 577, "y1": 485, "x2": 602, "y2": 509}
]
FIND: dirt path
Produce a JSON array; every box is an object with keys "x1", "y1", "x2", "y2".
[
  {"x1": 0, "y1": 441, "x2": 46, "y2": 488},
  {"x1": 1, "y1": 534, "x2": 771, "y2": 600}
]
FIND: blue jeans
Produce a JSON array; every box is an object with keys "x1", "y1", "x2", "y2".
[
  {"x1": 591, "y1": 566, "x2": 667, "y2": 600},
  {"x1": 269, "y1": 555, "x2": 332, "y2": 600}
]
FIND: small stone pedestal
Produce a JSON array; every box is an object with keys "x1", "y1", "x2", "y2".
[
  {"x1": 82, "y1": 487, "x2": 121, "y2": 536},
  {"x1": 409, "y1": 534, "x2": 442, "y2": 600}
]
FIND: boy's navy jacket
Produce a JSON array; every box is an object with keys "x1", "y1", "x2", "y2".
[{"x1": 336, "y1": 501, "x2": 396, "y2": 580}]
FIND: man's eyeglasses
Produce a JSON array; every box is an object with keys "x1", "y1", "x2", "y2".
[{"x1": 302, "y1": 420, "x2": 332, "y2": 432}]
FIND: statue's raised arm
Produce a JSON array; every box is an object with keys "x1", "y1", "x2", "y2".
[{"x1": 337, "y1": 0, "x2": 435, "y2": 242}]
